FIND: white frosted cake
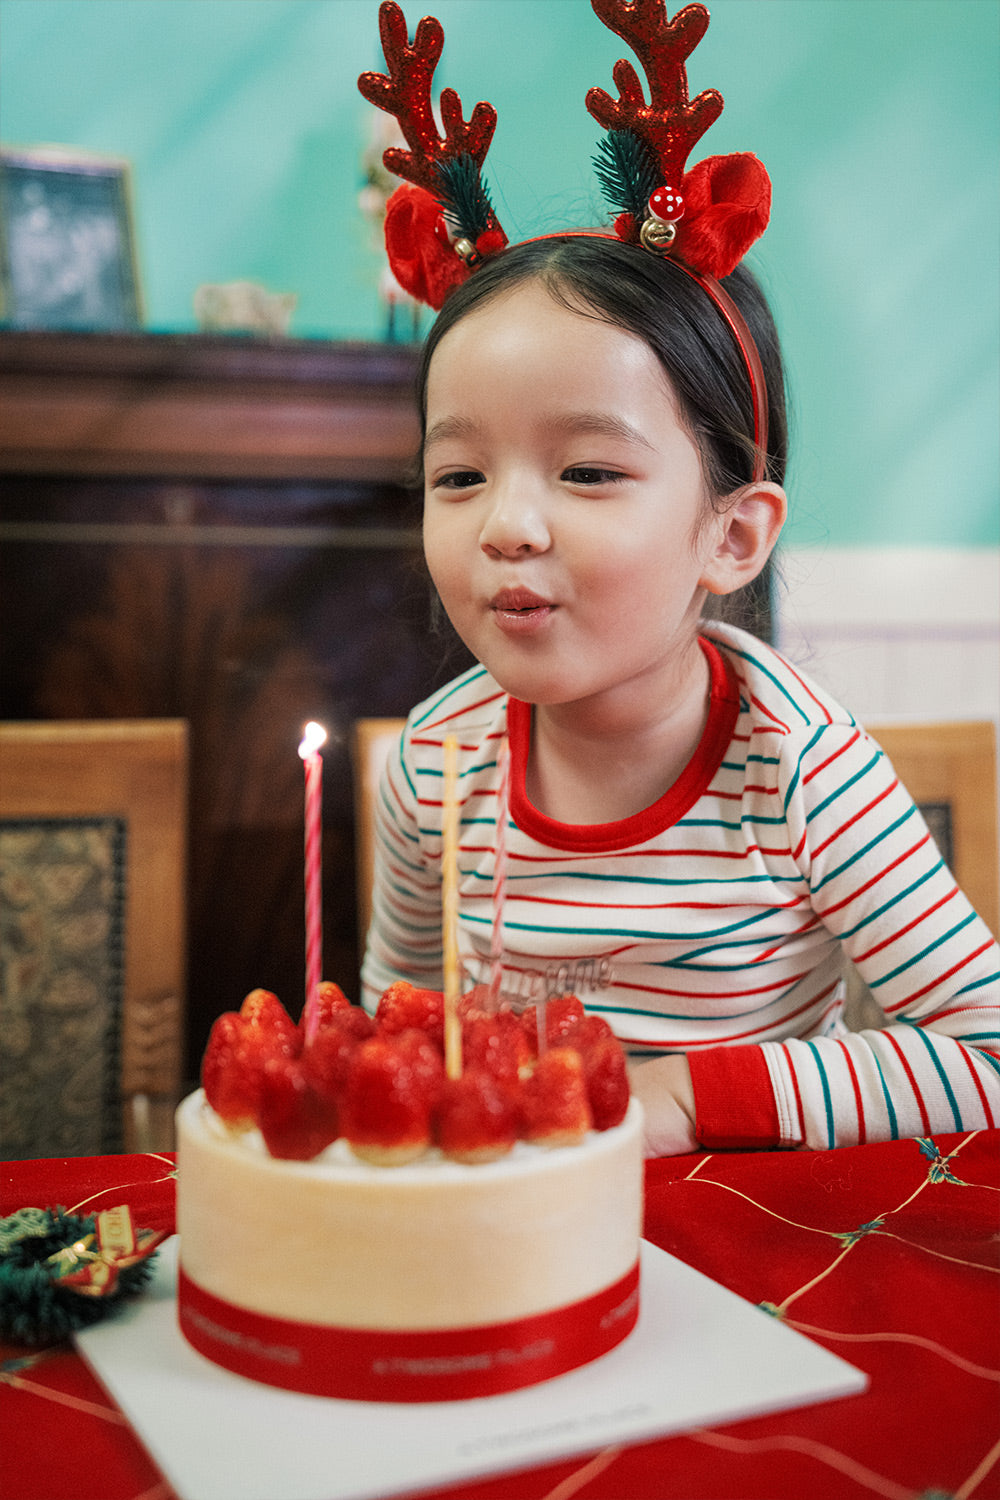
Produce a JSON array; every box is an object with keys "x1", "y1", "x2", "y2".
[{"x1": 176, "y1": 984, "x2": 644, "y2": 1401}]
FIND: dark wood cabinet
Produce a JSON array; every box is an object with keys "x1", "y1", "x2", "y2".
[
  {"x1": 0, "y1": 332, "x2": 472, "y2": 1077},
  {"x1": 0, "y1": 329, "x2": 422, "y2": 480}
]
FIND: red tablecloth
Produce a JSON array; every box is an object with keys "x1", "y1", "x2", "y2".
[{"x1": 2, "y1": 1131, "x2": 998, "y2": 1500}]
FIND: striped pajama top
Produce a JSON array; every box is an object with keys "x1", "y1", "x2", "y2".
[{"x1": 361, "y1": 622, "x2": 999, "y2": 1151}]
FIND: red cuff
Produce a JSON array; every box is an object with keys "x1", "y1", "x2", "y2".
[{"x1": 688, "y1": 1045, "x2": 782, "y2": 1150}]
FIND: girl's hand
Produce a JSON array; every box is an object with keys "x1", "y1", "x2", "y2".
[{"x1": 628, "y1": 1054, "x2": 698, "y2": 1157}]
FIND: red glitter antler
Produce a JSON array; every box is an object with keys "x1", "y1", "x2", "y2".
[
  {"x1": 358, "y1": 1, "x2": 498, "y2": 197},
  {"x1": 586, "y1": 0, "x2": 722, "y2": 188},
  {"x1": 358, "y1": 1, "x2": 507, "y2": 308},
  {"x1": 587, "y1": 0, "x2": 771, "y2": 281}
]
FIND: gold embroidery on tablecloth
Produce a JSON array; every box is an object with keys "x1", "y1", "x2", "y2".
[
  {"x1": 66, "y1": 1162, "x2": 177, "y2": 1219},
  {"x1": 536, "y1": 1445, "x2": 624, "y2": 1500},
  {"x1": 0, "y1": 1370, "x2": 128, "y2": 1423},
  {"x1": 671, "y1": 1133, "x2": 997, "y2": 1500},
  {"x1": 689, "y1": 1428, "x2": 924, "y2": 1500},
  {"x1": 783, "y1": 1320, "x2": 1000, "y2": 1382}
]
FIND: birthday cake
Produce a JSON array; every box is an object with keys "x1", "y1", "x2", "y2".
[{"x1": 176, "y1": 983, "x2": 644, "y2": 1401}]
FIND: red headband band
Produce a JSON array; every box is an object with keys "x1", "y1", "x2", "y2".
[{"x1": 675, "y1": 264, "x2": 769, "y2": 484}]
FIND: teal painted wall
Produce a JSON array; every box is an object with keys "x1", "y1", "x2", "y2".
[{"x1": 2, "y1": 0, "x2": 997, "y2": 548}]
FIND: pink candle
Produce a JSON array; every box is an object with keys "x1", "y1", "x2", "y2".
[
  {"x1": 488, "y1": 737, "x2": 510, "y2": 1009},
  {"x1": 298, "y1": 721, "x2": 327, "y2": 1040}
]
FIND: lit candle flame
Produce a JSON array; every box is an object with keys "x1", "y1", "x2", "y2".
[{"x1": 298, "y1": 721, "x2": 327, "y2": 759}]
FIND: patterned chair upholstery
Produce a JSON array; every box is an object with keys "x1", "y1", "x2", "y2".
[{"x1": 0, "y1": 720, "x2": 187, "y2": 1156}]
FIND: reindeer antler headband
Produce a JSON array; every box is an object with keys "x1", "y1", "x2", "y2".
[{"x1": 359, "y1": 0, "x2": 771, "y2": 478}]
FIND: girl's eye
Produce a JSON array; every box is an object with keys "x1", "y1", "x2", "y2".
[
  {"x1": 433, "y1": 469, "x2": 485, "y2": 491},
  {"x1": 562, "y1": 466, "x2": 627, "y2": 486}
]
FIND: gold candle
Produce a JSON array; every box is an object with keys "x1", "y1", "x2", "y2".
[{"x1": 442, "y1": 734, "x2": 462, "y2": 1078}]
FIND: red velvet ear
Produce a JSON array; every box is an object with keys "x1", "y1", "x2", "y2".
[
  {"x1": 384, "y1": 183, "x2": 471, "y2": 310},
  {"x1": 676, "y1": 153, "x2": 771, "y2": 279},
  {"x1": 476, "y1": 228, "x2": 508, "y2": 258}
]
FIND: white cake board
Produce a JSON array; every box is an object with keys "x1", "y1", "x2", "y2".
[{"x1": 76, "y1": 1238, "x2": 866, "y2": 1500}]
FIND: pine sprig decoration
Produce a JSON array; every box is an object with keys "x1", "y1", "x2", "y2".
[
  {"x1": 592, "y1": 129, "x2": 661, "y2": 221},
  {"x1": 435, "y1": 153, "x2": 498, "y2": 242},
  {"x1": 0, "y1": 1208, "x2": 158, "y2": 1346}
]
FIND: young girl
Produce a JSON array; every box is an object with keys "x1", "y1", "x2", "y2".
[{"x1": 358, "y1": 3, "x2": 999, "y2": 1155}]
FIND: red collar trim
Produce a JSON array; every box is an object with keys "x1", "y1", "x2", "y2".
[{"x1": 506, "y1": 636, "x2": 739, "y2": 853}]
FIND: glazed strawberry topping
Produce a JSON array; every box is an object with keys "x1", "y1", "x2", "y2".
[
  {"x1": 521, "y1": 1048, "x2": 592, "y2": 1147},
  {"x1": 202, "y1": 1013, "x2": 260, "y2": 1129},
  {"x1": 462, "y1": 1010, "x2": 531, "y2": 1094},
  {"x1": 308, "y1": 980, "x2": 353, "y2": 1029},
  {"x1": 581, "y1": 1035, "x2": 630, "y2": 1130},
  {"x1": 392, "y1": 1028, "x2": 447, "y2": 1112},
  {"x1": 299, "y1": 1008, "x2": 375, "y2": 1106},
  {"x1": 257, "y1": 1056, "x2": 340, "y2": 1161},
  {"x1": 435, "y1": 1069, "x2": 519, "y2": 1163},
  {"x1": 520, "y1": 994, "x2": 587, "y2": 1055},
  {"x1": 202, "y1": 991, "x2": 299, "y2": 1129},
  {"x1": 202, "y1": 985, "x2": 630, "y2": 1164},
  {"x1": 376, "y1": 981, "x2": 445, "y2": 1046},
  {"x1": 239, "y1": 988, "x2": 301, "y2": 1047},
  {"x1": 340, "y1": 1038, "x2": 433, "y2": 1164}
]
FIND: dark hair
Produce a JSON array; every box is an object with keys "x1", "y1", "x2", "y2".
[{"x1": 416, "y1": 234, "x2": 788, "y2": 503}]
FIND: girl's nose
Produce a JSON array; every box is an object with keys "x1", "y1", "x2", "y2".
[{"x1": 478, "y1": 480, "x2": 551, "y2": 558}]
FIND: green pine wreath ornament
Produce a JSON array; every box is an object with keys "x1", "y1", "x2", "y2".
[{"x1": 0, "y1": 1206, "x2": 163, "y2": 1346}]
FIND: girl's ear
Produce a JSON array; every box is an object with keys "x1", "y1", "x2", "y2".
[{"x1": 698, "y1": 482, "x2": 787, "y2": 597}]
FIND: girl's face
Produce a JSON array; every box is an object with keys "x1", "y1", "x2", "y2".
[{"x1": 423, "y1": 279, "x2": 724, "y2": 725}]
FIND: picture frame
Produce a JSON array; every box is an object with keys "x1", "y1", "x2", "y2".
[{"x1": 0, "y1": 145, "x2": 143, "y2": 331}]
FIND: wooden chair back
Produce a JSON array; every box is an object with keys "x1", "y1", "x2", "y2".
[
  {"x1": 865, "y1": 720, "x2": 998, "y2": 935},
  {"x1": 844, "y1": 719, "x2": 998, "y2": 1029},
  {"x1": 0, "y1": 720, "x2": 188, "y2": 1154},
  {"x1": 351, "y1": 718, "x2": 405, "y2": 947}
]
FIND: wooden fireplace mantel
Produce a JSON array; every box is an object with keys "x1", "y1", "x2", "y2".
[{"x1": 0, "y1": 330, "x2": 422, "y2": 482}]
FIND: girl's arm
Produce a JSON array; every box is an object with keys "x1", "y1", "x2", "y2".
[
  {"x1": 628, "y1": 1054, "x2": 698, "y2": 1156},
  {"x1": 688, "y1": 726, "x2": 999, "y2": 1152}
]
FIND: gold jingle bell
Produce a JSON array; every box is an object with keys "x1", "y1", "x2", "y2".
[
  {"x1": 453, "y1": 236, "x2": 480, "y2": 266},
  {"x1": 639, "y1": 217, "x2": 677, "y2": 253}
]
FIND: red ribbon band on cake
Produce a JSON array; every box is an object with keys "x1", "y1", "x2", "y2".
[{"x1": 178, "y1": 1261, "x2": 640, "y2": 1402}]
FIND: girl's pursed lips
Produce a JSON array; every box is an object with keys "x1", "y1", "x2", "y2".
[
  {"x1": 489, "y1": 588, "x2": 557, "y2": 635},
  {"x1": 490, "y1": 588, "x2": 554, "y2": 612}
]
